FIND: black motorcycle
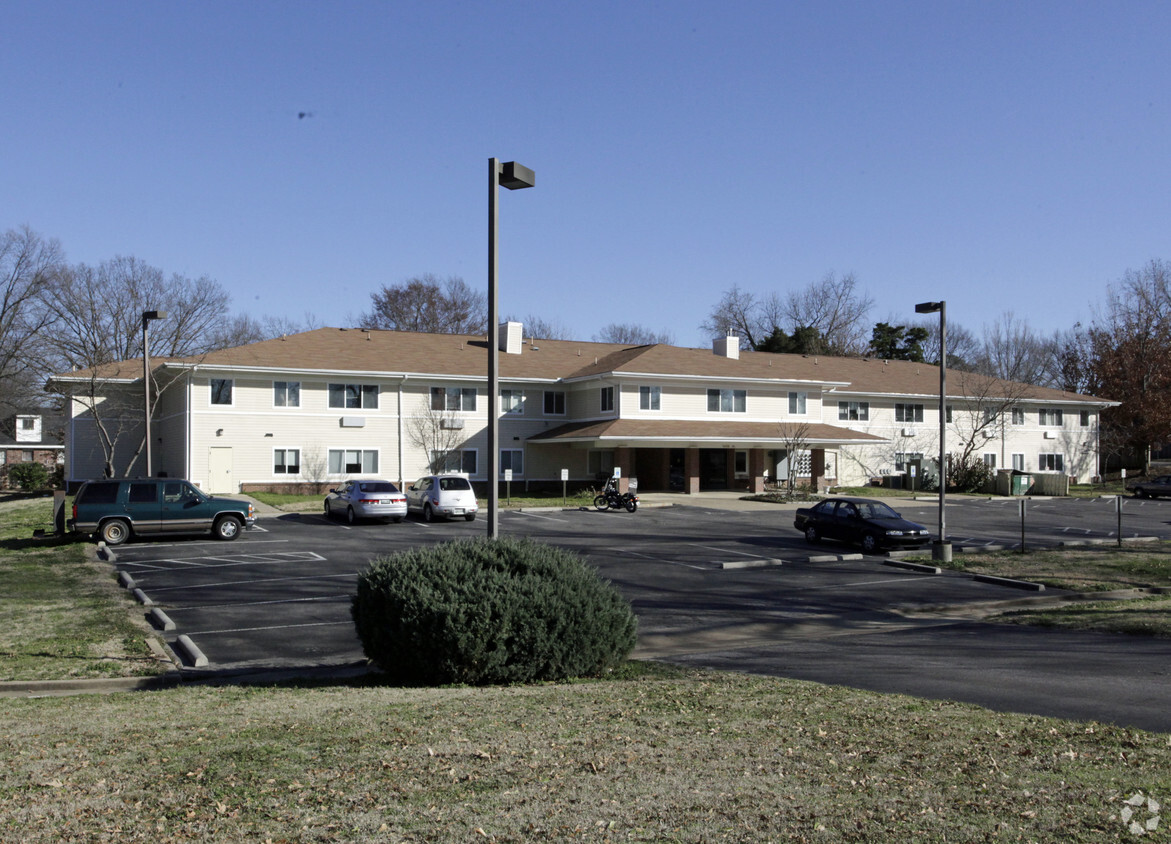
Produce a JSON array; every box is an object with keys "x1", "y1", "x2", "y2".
[{"x1": 593, "y1": 478, "x2": 638, "y2": 512}]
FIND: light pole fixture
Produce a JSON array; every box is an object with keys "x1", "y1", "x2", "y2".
[
  {"x1": 915, "y1": 300, "x2": 950, "y2": 561},
  {"x1": 488, "y1": 158, "x2": 535, "y2": 539},
  {"x1": 142, "y1": 309, "x2": 168, "y2": 478}
]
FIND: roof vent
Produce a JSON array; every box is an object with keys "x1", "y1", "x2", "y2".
[{"x1": 713, "y1": 335, "x2": 739, "y2": 360}]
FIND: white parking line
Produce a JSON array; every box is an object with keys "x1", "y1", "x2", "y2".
[
  {"x1": 510, "y1": 510, "x2": 569, "y2": 522},
  {"x1": 121, "y1": 551, "x2": 326, "y2": 572},
  {"x1": 144, "y1": 571, "x2": 357, "y2": 594},
  {"x1": 688, "y1": 542, "x2": 771, "y2": 559},
  {"x1": 187, "y1": 619, "x2": 355, "y2": 636}
]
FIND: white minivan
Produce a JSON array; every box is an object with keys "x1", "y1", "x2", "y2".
[{"x1": 405, "y1": 474, "x2": 479, "y2": 522}]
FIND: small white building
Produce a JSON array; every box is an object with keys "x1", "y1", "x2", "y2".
[{"x1": 48, "y1": 326, "x2": 1115, "y2": 494}]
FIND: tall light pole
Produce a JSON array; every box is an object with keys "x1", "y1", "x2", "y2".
[
  {"x1": 142, "y1": 310, "x2": 168, "y2": 478},
  {"x1": 488, "y1": 159, "x2": 535, "y2": 539},
  {"x1": 915, "y1": 300, "x2": 950, "y2": 561}
]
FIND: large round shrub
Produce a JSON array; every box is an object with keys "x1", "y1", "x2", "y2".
[{"x1": 352, "y1": 536, "x2": 637, "y2": 685}]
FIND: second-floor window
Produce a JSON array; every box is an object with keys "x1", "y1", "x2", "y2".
[
  {"x1": 1011, "y1": 407, "x2": 1026, "y2": 425},
  {"x1": 1039, "y1": 408, "x2": 1064, "y2": 426},
  {"x1": 708, "y1": 389, "x2": 746, "y2": 413},
  {"x1": 544, "y1": 391, "x2": 566, "y2": 415},
  {"x1": 838, "y1": 401, "x2": 869, "y2": 421},
  {"x1": 274, "y1": 381, "x2": 300, "y2": 408},
  {"x1": 329, "y1": 383, "x2": 378, "y2": 409},
  {"x1": 501, "y1": 389, "x2": 524, "y2": 414},
  {"x1": 600, "y1": 386, "x2": 614, "y2": 412},
  {"x1": 895, "y1": 403, "x2": 924, "y2": 423},
  {"x1": 640, "y1": 385, "x2": 661, "y2": 410},
  {"x1": 788, "y1": 392, "x2": 807, "y2": 414},
  {"x1": 211, "y1": 378, "x2": 233, "y2": 406},
  {"x1": 431, "y1": 387, "x2": 477, "y2": 412}
]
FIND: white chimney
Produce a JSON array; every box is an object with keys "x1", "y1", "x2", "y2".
[
  {"x1": 713, "y1": 335, "x2": 739, "y2": 360},
  {"x1": 499, "y1": 321, "x2": 523, "y2": 355}
]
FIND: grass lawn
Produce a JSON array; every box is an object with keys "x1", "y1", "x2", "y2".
[{"x1": 2, "y1": 667, "x2": 1168, "y2": 842}]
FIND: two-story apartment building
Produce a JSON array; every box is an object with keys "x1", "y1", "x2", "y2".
[
  {"x1": 0, "y1": 411, "x2": 64, "y2": 488},
  {"x1": 48, "y1": 325, "x2": 1114, "y2": 494}
]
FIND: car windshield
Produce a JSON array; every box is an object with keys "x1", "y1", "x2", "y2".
[
  {"x1": 358, "y1": 482, "x2": 398, "y2": 493},
  {"x1": 439, "y1": 477, "x2": 472, "y2": 491},
  {"x1": 856, "y1": 501, "x2": 900, "y2": 519}
]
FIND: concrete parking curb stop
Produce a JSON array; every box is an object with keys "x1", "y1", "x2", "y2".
[
  {"x1": 174, "y1": 635, "x2": 209, "y2": 668},
  {"x1": 973, "y1": 573, "x2": 1046, "y2": 591}
]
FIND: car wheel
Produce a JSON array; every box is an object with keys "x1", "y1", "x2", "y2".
[
  {"x1": 214, "y1": 515, "x2": 243, "y2": 541},
  {"x1": 861, "y1": 532, "x2": 880, "y2": 554},
  {"x1": 1136, "y1": 488, "x2": 1149, "y2": 499},
  {"x1": 464, "y1": 513, "x2": 475, "y2": 521},
  {"x1": 347, "y1": 507, "x2": 357, "y2": 525},
  {"x1": 100, "y1": 519, "x2": 131, "y2": 546},
  {"x1": 423, "y1": 504, "x2": 435, "y2": 522},
  {"x1": 804, "y1": 525, "x2": 820, "y2": 544},
  {"x1": 324, "y1": 500, "x2": 333, "y2": 518}
]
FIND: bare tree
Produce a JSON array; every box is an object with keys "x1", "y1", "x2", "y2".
[
  {"x1": 361, "y1": 274, "x2": 487, "y2": 334},
  {"x1": 405, "y1": 400, "x2": 468, "y2": 473},
  {"x1": 975, "y1": 312, "x2": 1051, "y2": 384},
  {"x1": 593, "y1": 323, "x2": 675, "y2": 345},
  {"x1": 0, "y1": 226, "x2": 65, "y2": 414},
  {"x1": 774, "y1": 421, "x2": 813, "y2": 495},
  {"x1": 503, "y1": 313, "x2": 573, "y2": 340},
  {"x1": 700, "y1": 285, "x2": 761, "y2": 348}
]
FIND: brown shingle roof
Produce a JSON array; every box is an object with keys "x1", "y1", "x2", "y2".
[
  {"x1": 50, "y1": 327, "x2": 1113, "y2": 404},
  {"x1": 529, "y1": 419, "x2": 884, "y2": 444}
]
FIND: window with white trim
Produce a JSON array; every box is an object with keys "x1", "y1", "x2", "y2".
[
  {"x1": 1037, "y1": 453, "x2": 1065, "y2": 472},
  {"x1": 274, "y1": 448, "x2": 300, "y2": 474},
  {"x1": 501, "y1": 389, "x2": 524, "y2": 414},
  {"x1": 328, "y1": 448, "x2": 379, "y2": 474},
  {"x1": 431, "y1": 387, "x2": 477, "y2": 412},
  {"x1": 1011, "y1": 407, "x2": 1025, "y2": 425},
  {"x1": 210, "y1": 378, "x2": 233, "y2": 406},
  {"x1": 983, "y1": 453, "x2": 997, "y2": 469},
  {"x1": 895, "y1": 403, "x2": 924, "y2": 423},
  {"x1": 431, "y1": 449, "x2": 477, "y2": 475},
  {"x1": 500, "y1": 449, "x2": 524, "y2": 476},
  {"x1": 1012, "y1": 453, "x2": 1025, "y2": 471},
  {"x1": 708, "y1": 388, "x2": 746, "y2": 413},
  {"x1": 1080, "y1": 409, "x2": 1090, "y2": 427},
  {"x1": 273, "y1": 381, "x2": 301, "y2": 408},
  {"x1": 544, "y1": 391, "x2": 566, "y2": 415},
  {"x1": 788, "y1": 391, "x2": 807, "y2": 415},
  {"x1": 1039, "y1": 408, "x2": 1064, "y2": 426},
  {"x1": 640, "y1": 386, "x2": 661, "y2": 410},
  {"x1": 329, "y1": 383, "x2": 378, "y2": 409},
  {"x1": 838, "y1": 401, "x2": 869, "y2": 421},
  {"x1": 600, "y1": 386, "x2": 614, "y2": 412}
]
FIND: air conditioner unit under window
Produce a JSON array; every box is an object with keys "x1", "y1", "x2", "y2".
[
  {"x1": 902, "y1": 428, "x2": 916, "y2": 437},
  {"x1": 1043, "y1": 430, "x2": 1056, "y2": 439},
  {"x1": 983, "y1": 430, "x2": 995, "y2": 438},
  {"x1": 441, "y1": 418, "x2": 465, "y2": 430}
]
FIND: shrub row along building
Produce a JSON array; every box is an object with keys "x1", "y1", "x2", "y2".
[{"x1": 49, "y1": 324, "x2": 1115, "y2": 495}]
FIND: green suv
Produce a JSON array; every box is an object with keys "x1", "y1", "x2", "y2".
[{"x1": 71, "y1": 478, "x2": 256, "y2": 546}]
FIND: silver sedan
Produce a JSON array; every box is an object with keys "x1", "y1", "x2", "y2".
[{"x1": 324, "y1": 480, "x2": 408, "y2": 524}]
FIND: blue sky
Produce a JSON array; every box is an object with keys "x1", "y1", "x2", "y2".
[{"x1": 5, "y1": 1, "x2": 1169, "y2": 348}]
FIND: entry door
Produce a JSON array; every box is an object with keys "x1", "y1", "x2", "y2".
[
  {"x1": 208, "y1": 447, "x2": 235, "y2": 494},
  {"x1": 699, "y1": 449, "x2": 728, "y2": 490}
]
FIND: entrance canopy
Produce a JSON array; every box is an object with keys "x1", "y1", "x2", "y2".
[{"x1": 528, "y1": 419, "x2": 885, "y2": 449}]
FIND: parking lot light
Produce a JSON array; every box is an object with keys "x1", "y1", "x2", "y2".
[
  {"x1": 142, "y1": 309, "x2": 169, "y2": 478},
  {"x1": 915, "y1": 300, "x2": 950, "y2": 562}
]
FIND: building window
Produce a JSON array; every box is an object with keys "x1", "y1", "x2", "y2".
[
  {"x1": 500, "y1": 449, "x2": 524, "y2": 476},
  {"x1": 708, "y1": 389, "x2": 746, "y2": 413},
  {"x1": 543, "y1": 391, "x2": 566, "y2": 415},
  {"x1": 640, "y1": 386, "x2": 661, "y2": 410},
  {"x1": 1039, "y1": 408, "x2": 1064, "y2": 426},
  {"x1": 273, "y1": 381, "x2": 300, "y2": 408},
  {"x1": 1012, "y1": 453, "x2": 1025, "y2": 471},
  {"x1": 983, "y1": 407, "x2": 1000, "y2": 424},
  {"x1": 838, "y1": 401, "x2": 869, "y2": 421},
  {"x1": 788, "y1": 392, "x2": 807, "y2": 415},
  {"x1": 274, "y1": 448, "x2": 301, "y2": 474},
  {"x1": 328, "y1": 448, "x2": 379, "y2": 474},
  {"x1": 983, "y1": 453, "x2": 997, "y2": 469},
  {"x1": 501, "y1": 389, "x2": 524, "y2": 414},
  {"x1": 430, "y1": 387, "x2": 477, "y2": 412},
  {"x1": 22, "y1": 450, "x2": 34, "y2": 462},
  {"x1": 588, "y1": 450, "x2": 615, "y2": 478},
  {"x1": 1080, "y1": 409, "x2": 1090, "y2": 427},
  {"x1": 329, "y1": 383, "x2": 378, "y2": 409},
  {"x1": 600, "y1": 386, "x2": 614, "y2": 412},
  {"x1": 431, "y1": 449, "x2": 477, "y2": 475},
  {"x1": 734, "y1": 450, "x2": 748, "y2": 478},
  {"x1": 1037, "y1": 453, "x2": 1065, "y2": 472},
  {"x1": 20, "y1": 418, "x2": 34, "y2": 430},
  {"x1": 945, "y1": 405, "x2": 953, "y2": 423},
  {"x1": 211, "y1": 378, "x2": 233, "y2": 406},
  {"x1": 1011, "y1": 407, "x2": 1025, "y2": 425},
  {"x1": 894, "y1": 452, "x2": 923, "y2": 472},
  {"x1": 895, "y1": 403, "x2": 924, "y2": 423}
]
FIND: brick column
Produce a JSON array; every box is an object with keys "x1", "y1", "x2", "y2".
[
  {"x1": 685, "y1": 448, "x2": 700, "y2": 494},
  {"x1": 749, "y1": 448, "x2": 766, "y2": 494},
  {"x1": 810, "y1": 448, "x2": 827, "y2": 493},
  {"x1": 615, "y1": 446, "x2": 632, "y2": 493}
]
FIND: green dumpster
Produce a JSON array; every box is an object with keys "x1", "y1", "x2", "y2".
[{"x1": 1011, "y1": 473, "x2": 1032, "y2": 495}]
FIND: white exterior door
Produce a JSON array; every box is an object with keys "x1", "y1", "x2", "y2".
[{"x1": 208, "y1": 447, "x2": 235, "y2": 494}]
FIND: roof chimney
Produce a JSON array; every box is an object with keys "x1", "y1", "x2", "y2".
[
  {"x1": 499, "y1": 321, "x2": 523, "y2": 355},
  {"x1": 713, "y1": 335, "x2": 739, "y2": 360}
]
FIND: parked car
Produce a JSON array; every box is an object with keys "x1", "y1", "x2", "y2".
[
  {"x1": 71, "y1": 478, "x2": 255, "y2": 546},
  {"x1": 1127, "y1": 475, "x2": 1171, "y2": 498},
  {"x1": 794, "y1": 496, "x2": 931, "y2": 554},
  {"x1": 405, "y1": 474, "x2": 479, "y2": 522},
  {"x1": 324, "y1": 480, "x2": 407, "y2": 523}
]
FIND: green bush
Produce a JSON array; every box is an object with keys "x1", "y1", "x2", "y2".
[
  {"x1": 352, "y1": 536, "x2": 637, "y2": 686},
  {"x1": 8, "y1": 462, "x2": 49, "y2": 491}
]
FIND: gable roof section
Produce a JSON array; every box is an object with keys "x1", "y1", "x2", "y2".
[{"x1": 48, "y1": 326, "x2": 1113, "y2": 405}]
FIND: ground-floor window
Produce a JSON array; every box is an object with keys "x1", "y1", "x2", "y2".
[
  {"x1": 329, "y1": 448, "x2": 378, "y2": 474},
  {"x1": 983, "y1": 453, "x2": 997, "y2": 469},
  {"x1": 734, "y1": 450, "x2": 748, "y2": 478},
  {"x1": 431, "y1": 449, "x2": 477, "y2": 476},
  {"x1": 588, "y1": 449, "x2": 615, "y2": 478},
  {"x1": 1037, "y1": 453, "x2": 1065, "y2": 472},
  {"x1": 500, "y1": 449, "x2": 524, "y2": 476},
  {"x1": 1012, "y1": 453, "x2": 1025, "y2": 471},
  {"x1": 274, "y1": 448, "x2": 301, "y2": 474}
]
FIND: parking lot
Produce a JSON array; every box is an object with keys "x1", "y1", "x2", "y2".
[{"x1": 105, "y1": 495, "x2": 1171, "y2": 732}]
